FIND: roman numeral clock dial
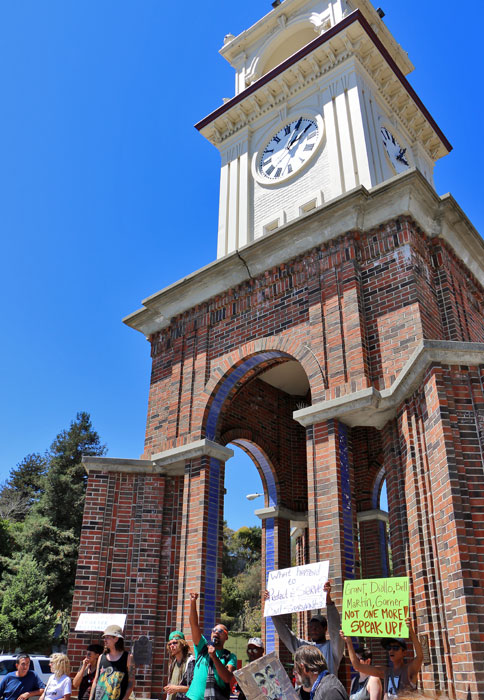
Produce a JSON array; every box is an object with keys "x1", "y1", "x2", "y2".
[{"x1": 258, "y1": 117, "x2": 321, "y2": 183}]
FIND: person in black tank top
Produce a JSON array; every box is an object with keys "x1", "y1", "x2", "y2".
[
  {"x1": 349, "y1": 647, "x2": 381, "y2": 700},
  {"x1": 90, "y1": 625, "x2": 136, "y2": 700}
]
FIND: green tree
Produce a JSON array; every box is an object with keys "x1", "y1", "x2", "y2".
[
  {"x1": 221, "y1": 523, "x2": 262, "y2": 631},
  {"x1": 0, "y1": 553, "x2": 54, "y2": 651},
  {"x1": 39, "y1": 411, "x2": 106, "y2": 535},
  {"x1": 8, "y1": 453, "x2": 47, "y2": 509}
]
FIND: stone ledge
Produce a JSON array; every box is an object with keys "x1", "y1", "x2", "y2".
[
  {"x1": 255, "y1": 505, "x2": 308, "y2": 526},
  {"x1": 357, "y1": 509, "x2": 389, "y2": 523},
  {"x1": 293, "y1": 340, "x2": 484, "y2": 430},
  {"x1": 124, "y1": 170, "x2": 484, "y2": 337},
  {"x1": 82, "y1": 440, "x2": 234, "y2": 476},
  {"x1": 151, "y1": 439, "x2": 234, "y2": 467}
]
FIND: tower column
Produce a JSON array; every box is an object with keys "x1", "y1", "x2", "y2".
[
  {"x1": 256, "y1": 506, "x2": 293, "y2": 664},
  {"x1": 303, "y1": 419, "x2": 357, "y2": 595}
]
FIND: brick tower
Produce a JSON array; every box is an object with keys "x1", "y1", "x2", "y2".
[{"x1": 68, "y1": 2, "x2": 484, "y2": 699}]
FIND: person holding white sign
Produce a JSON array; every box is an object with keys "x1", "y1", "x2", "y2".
[{"x1": 264, "y1": 581, "x2": 344, "y2": 676}]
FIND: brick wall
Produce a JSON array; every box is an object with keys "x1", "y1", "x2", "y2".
[{"x1": 71, "y1": 214, "x2": 484, "y2": 699}]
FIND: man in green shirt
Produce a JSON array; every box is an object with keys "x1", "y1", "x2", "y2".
[{"x1": 186, "y1": 593, "x2": 236, "y2": 700}]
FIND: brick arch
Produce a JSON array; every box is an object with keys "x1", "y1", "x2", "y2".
[
  {"x1": 220, "y1": 428, "x2": 279, "y2": 508},
  {"x1": 200, "y1": 338, "x2": 318, "y2": 441}
]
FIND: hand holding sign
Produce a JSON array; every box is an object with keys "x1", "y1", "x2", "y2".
[
  {"x1": 342, "y1": 577, "x2": 409, "y2": 638},
  {"x1": 264, "y1": 561, "x2": 329, "y2": 617}
]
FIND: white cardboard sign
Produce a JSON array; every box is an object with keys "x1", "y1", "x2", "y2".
[
  {"x1": 264, "y1": 561, "x2": 329, "y2": 617},
  {"x1": 75, "y1": 613, "x2": 127, "y2": 632}
]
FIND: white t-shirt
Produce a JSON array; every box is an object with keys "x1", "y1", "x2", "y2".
[{"x1": 45, "y1": 674, "x2": 72, "y2": 700}]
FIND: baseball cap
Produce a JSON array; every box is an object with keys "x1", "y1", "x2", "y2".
[{"x1": 247, "y1": 638, "x2": 264, "y2": 649}]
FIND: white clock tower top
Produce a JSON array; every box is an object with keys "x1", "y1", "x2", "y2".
[{"x1": 196, "y1": 0, "x2": 451, "y2": 259}]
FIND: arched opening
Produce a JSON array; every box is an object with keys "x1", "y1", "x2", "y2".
[
  {"x1": 259, "y1": 26, "x2": 317, "y2": 76},
  {"x1": 205, "y1": 351, "x2": 311, "y2": 658}
]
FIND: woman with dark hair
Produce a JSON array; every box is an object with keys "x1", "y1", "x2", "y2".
[
  {"x1": 163, "y1": 632, "x2": 195, "y2": 700},
  {"x1": 90, "y1": 625, "x2": 135, "y2": 700},
  {"x1": 349, "y1": 647, "x2": 382, "y2": 700}
]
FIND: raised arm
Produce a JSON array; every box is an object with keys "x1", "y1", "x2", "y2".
[
  {"x1": 189, "y1": 592, "x2": 202, "y2": 646},
  {"x1": 324, "y1": 581, "x2": 344, "y2": 671},
  {"x1": 406, "y1": 619, "x2": 424, "y2": 683},
  {"x1": 340, "y1": 632, "x2": 385, "y2": 680},
  {"x1": 264, "y1": 589, "x2": 305, "y2": 654}
]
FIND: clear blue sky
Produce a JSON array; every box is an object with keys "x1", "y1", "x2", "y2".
[{"x1": 0, "y1": 1, "x2": 481, "y2": 530}]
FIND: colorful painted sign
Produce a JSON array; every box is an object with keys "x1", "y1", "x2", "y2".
[
  {"x1": 234, "y1": 652, "x2": 299, "y2": 700},
  {"x1": 264, "y1": 560, "x2": 329, "y2": 617},
  {"x1": 342, "y1": 577, "x2": 409, "y2": 637}
]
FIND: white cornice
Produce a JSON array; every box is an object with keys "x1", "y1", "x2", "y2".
[
  {"x1": 220, "y1": 0, "x2": 413, "y2": 77},
  {"x1": 357, "y1": 509, "x2": 389, "y2": 523},
  {"x1": 200, "y1": 11, "x2": 445, "y2": 163},
  {"x1": 293, "y1": 340, "x2": 484, "y2": 430},
  {"x1": 123, "y1": 170, "x2": 484, "y2": 338}
]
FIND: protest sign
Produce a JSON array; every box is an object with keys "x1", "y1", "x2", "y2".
[
  {"x1": 75, "y1": 612, "x2": 127, "y2": 632},
  {"x1": 342, "y1": 577, "x2": 409, "y2": 637},
  {"x1": 234, "y1": 652, "x2": 299, "y2": 700},
  {"x1": 264, "y1": 560, "x2": 329, "y2": 617}
]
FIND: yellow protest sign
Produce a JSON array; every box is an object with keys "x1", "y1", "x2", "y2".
[{"x1": 342, "y1": 577, "x2": 409, "y2": 637}]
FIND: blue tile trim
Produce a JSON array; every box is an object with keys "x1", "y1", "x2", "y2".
[
  {"x1": 203, "y1": 457, "x2": 221, "y2": 636},
  {"x1": 338, "y1": 422, "x2": 355, "y2": 580},
  {"x1": 234, "y1": 439, "x2": 277, "y2": 507},
  {"x1": 205, "y1": 352, "x2": 289, "y2": 440},
  {"x1": 264, "y1": 517, "x2": 276, "y2": 653}
]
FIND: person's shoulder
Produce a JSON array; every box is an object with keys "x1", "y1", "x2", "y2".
[{"x1": 318, "y1": 674, "x2": 348, "y2": 699}]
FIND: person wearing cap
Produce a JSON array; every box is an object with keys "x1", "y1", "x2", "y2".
[
  {"x1": 235, "y1": 638, "x2": 265, "y2": 700},
  {"x1": 72, "y1": 645, "x2": 103, "y2": 700},
  {"x1": 187, "y1": 593, "x2": 237, "y2": 700},
  {"x1": 0, "y1": 654, "x2": 45, "y2": 700},
  {"x1": 264, "y1": 580, "x2": 344, "y2": 676},
  {"x1": 340, "y1": 619, "x2": 423, "y2": 698},
  {"x1": 347, "y1": 647, "x2": 381, "y2": 700},
  {"x1": 164, "y1": 631, "x2": 195, "y2": 700},
  {"x1": 89, "y1": 625, "x2": 135, "y2": 700}
]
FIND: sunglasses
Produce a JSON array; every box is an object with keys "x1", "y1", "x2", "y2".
[
  {"x1": 168, "y1": 641, "x2": 180, "y2": 647},
  {"x1": 388, "y1": 645, "x2": 403, "y2": 651}
]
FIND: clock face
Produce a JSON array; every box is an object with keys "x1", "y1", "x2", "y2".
[
  {"x1": 258, "y1": 117, "x2": 320, "y2": 181},
  {"x1": 381, "y1": 126, "x2": 410, "y2": 174}
]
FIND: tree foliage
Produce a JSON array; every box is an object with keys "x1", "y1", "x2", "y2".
[
  {"x1": 221, "y1": 523, "x2": 262, "y2": 634},
  {"x1": 0, "y1": 412, "x2": 106, "y2": 644},
  {"x1": 8, "y1": 453, "x2": 47, "y2": 508},
  {"x1": 0, "y1": 553, "x2": 54, "y2": 651}
]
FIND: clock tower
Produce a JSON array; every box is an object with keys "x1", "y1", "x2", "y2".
[
  {"x1": 69, "y1": 2, "x2": 484, "y2": 699},
  {"x1": 196, "y1": 0, "x2": 450, "y2": 258}
]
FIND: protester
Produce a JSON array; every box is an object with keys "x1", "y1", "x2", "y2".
[
  {"x1": 90, "y1": 625, "x2": 136, "y2": 700},
  {"x1": 163, "y1": 631, "x2": 195, "y2": 700},
  {"x1": 40, "y1": 654, "x2": 71, "y2": 700},
  {"x1": 348, "y1": 647, "x2": 382, "y2": 700},
  {"x1": 236, "y1": 638, "x2": 265, "y2": 700},
  {"x1": 72, "y1": 645, "x2": 103, "y2": 700},
  {"x1": 340, "y1": 619, "x2": 423, "y2": 698},
  {"x1": 293, "y1": 646, "x2": 348, "y2": 700},
  {"x1": 0, "y1": 654, "x2": 45, "y2": 700},
  {"x1": 264, "y1": 580, "x2": 344, "y2": 675},
  {"x1": 186, "y1": 592, "x2": 236, "y2": 700}
]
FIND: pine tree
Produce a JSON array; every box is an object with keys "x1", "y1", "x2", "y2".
[
  {"x1": 8, "y1": 453, "x2": 47, "y2": 508},
  {"x1": 0, "y1": 554, "x2": 54, "y2": 651}
]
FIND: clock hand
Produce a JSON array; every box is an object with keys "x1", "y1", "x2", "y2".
[
  {"x1": 287, "y1": 118, "x2": 303, "y2": 148},
  {"x1": 287, "y1": 123, "x2": 312, "y2": 149},
  {"x1": 396, "y1": 148, "x2": 408, "y2": 164}
]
